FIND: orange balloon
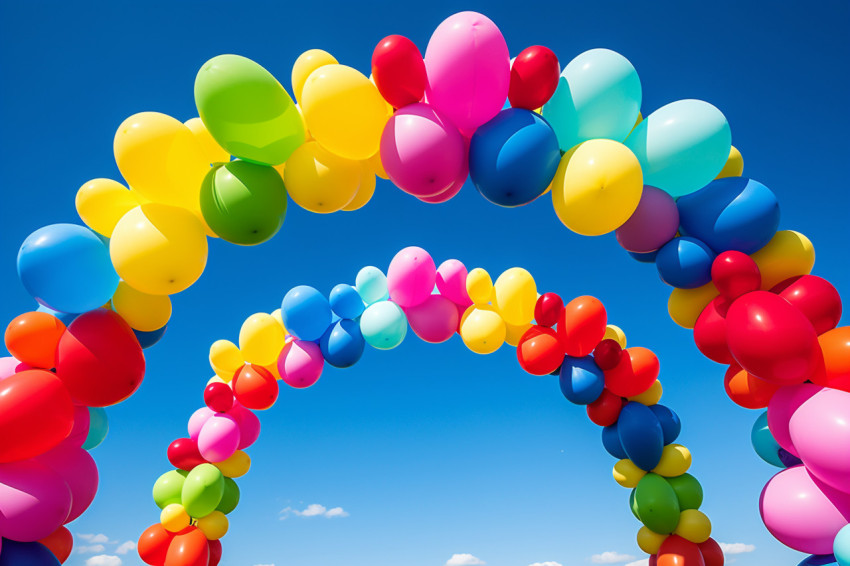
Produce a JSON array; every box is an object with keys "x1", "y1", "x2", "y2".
[
  {"x1": 697, "y1": 538, "x2": 724, "y2": 566},
  {"x1": 557, "y1": 295, "x2": 607, "y2": 357},
  {"x1": 811, "y1": 326, "x2": 850, "y2": 391},
  {"x1": 138, "y1": 522, "x2": 174, "y2": 565},
  {"x1": 723, "y1": 363, "x2": 782, "y2": 409},
  {"x1": 657, "y1": 535, "x2": 706, "y2": 566},
  {"x1": 604, "y1": 347, "x2": 660, "y2": 397},
  {"x1": 165, "y1": 526, "x2": 209, "y2": 566},
  {"x1": 38, "y1": 525, "x2": 73, "y2": 563},
  {"x1": 4, "y1": 311, "x2": 66, "y2": 369}
]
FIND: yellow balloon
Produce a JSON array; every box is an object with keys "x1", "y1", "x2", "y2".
[
  {"x1": 239, "y1": 313, "x2": 286, "y2": 366},
  {"x1": 196, "y1": 510, "x2": 229, "y2": 540},
  {"x1": 551, "y1": 139, "x2": 643, "y2": 236},
  {"x1": 493, "y1": 268, "x2": 537, "y2": 326},
  {"x1": 291, "y1": 49, "x2": 338, "y2": 103},
  {"x1": 207, "y1": 375, "x2": 227, "y2": 386},
  {"x1": 111, "y1": 281, "x2": 172, "y2": 332},
  {"x1": 301, "y1": 64, "x2": 389, "y2": 160},
  {"x1": 653, "y1": 444, "x2": 692, "y2": 477},
  {"x1": 751, "y1": 230, "x2": 815, "y2": 289},
  {"x1": 160, "y1": 503, "x2": 190, "y2": 532},
  {"x1": 343, "y1": 163, "x2": 377, "y2": 211},
  {"x1": 505, "y1": 321, "x2": 532, "y2": 347},
  {"x1": 367, "y1": 149, "x2": 389, "y2": 180},
  {"x1": 460, "y1": 306, "x2": 506, "y2": 354},
  {"x1": 668, "y1": 281, "x2": 719, "y2": 329},
  {"x1": 184, "y1": 117, "x2": 230, "y2": 164},
  {"x1": 637, "y1": 526, "x2": 667, "y2": 554},
  {"x1": 674, "y1": 509, "x2": 712, "y2": 543},
  {"x1": 603, "y1": 324, "x2": 627, "y2": 348},
  {"x1": 76, "y1": 178, "x2": 140, "y2": 237},
  {"x1": 629, "y1": 380, "x2": 663, "y2": 406},
  {"x1": 283, "y1": 141, "x2": 360, "y2": 213},
  {"x1": 466, "y1": 268, "x2": 494, "y2": 305},
  {"x1": 270, "y1": 308, "x2": 288, "y2": 335},
  {"x1": 715, "y1": 145, "x2": 744, "y2": 179},
  {"x1": 110, "y1": 204, "x2": 208, "y2": 295},
  {"x1": 213, "y1": 450, "x2": 251, "y2": 478},
  {"x1": 209, "y1": 340, "x2": 244, "y2": 381},
  {"x1": 613, "y1": 459, "x2": 646, "y2": 488}
]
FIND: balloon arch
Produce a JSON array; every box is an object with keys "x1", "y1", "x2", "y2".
[{"x1": 1, "y1": 10, "x2": 848, "y2": 566}]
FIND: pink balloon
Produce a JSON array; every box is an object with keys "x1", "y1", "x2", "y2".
[
  {"x1": 63, "y1": 404, "x2": 91, "y2": 448},
  {"x1": 424, "y1": 11, "x2": 510, "y2": 133},
  {"x1": 36, "y1": 444, "x2": 98, "y2": 523},
  {"x1": 760, "y1": 465, "x2": 850, "y2": 554},
  {"x1": 387, "y1": 247, "x2": 437, "y2": 308},
  {"x1": 767, "y1": 383, "x2": 822, "y2": 457},
  {"x1": 0, "y1": 356, "x2": 30, "y2": 381},
  {"x1": 0, "y1": 459, "x2": 72, "y2": 541},
  {"x1": 188, "y1": 406, "x2": 215, "y2": 442},
  {"x1": 278, "y1": 340, "x2": 324, "y2": 388},
  {"x1": 229, "y1": 403, "x2": 261, "y2": 449},
  {"x1": 436, "y1": 260, "x2": 472, "y2": 306},
  {"x1": 790, "y1": 388, "x2": 850, "y2": 493},
  {"x1": 196, "y1": 414, "x2": 241, "y2": 463},
  {"x1": 615, "y1": 186, "x2": 680, "y2": 253},
  {"x1": 405, "y1": 295, "x2": 460, "y2": 343}
]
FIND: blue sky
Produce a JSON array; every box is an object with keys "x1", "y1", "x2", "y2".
[{"x1": 1, "y1": 1, "x2": 848, "y2": 566}]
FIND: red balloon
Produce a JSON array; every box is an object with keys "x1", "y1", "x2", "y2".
[
  {"x1": 592, "y1": 339, "x2": 622, "y2": 370},
  {"x1": 371, "y1": 34, "x2": 427, "y2": 108},
  {"x1": 586, "y1": 388, "x2": 625, "y2": 426},
  {"x1": 204, "y1": 382, "x2": 234, "y2": 413},
  {"x1": 693, "y1": 297, "x2": 733, "y2": 364},
  {"x1": 772, "y1": 275, "x2": 842, "y2": 335},
  {"x1": 167, "y1": 437, "x2": 207, "y2": 471},
  {"x1": 508, "y1": 45, "x2": 560, "y2": 110},
  {"x1": 534, "y1": 292, "x2": 563, "y2": 327},
  {"x1": 517, "y1": 326, "x2": 565, "y2": 375},
  {"x1": 55, "y1": 309, "x2": 145, "y2": 407},
  {"x1": 726, "y1": 291, "x2": 821, "y2": 385},
  {"x1": 208, "y1": 540, "x2": 223, "y2": 566},
  {"x1": 4, "y1": 310, "x2": 66, "y2": 369},
  {"x1": 0, "y1": 369, "x2": 74, "y2": 463},
  {"x1": 603, "y1": 347, "x2": 660, "y2": 398},
  {"x1": 165, "y1": 526, "x2": 210, "y2": 566},
  {"x1": 649, "y1": 557, "x2": 658, "y2": 566},
  {"x1": 232, "y1": 364, "x2": 279, "y2": 410},
  {"x1": 558, "y1": 295, "x2": 607, "y2": 357},
  {"x1": 658, "y1": 535, "x2": 706, "y2": 566},
  {"x1": 697, "y1": 538, "x2": 724, "y2": 566},
  {"x1": 724, "y1": 364, "x2": 782, "y2": 409},
  {"x1": 39, "y1": 525, "x2": 74, "y2": 563},
  {"x1": 711, "y1": 251, "x2": 760, "y2": 300},
  {"x1": 138, "y1": 523, "x2": 174, "y2": 566}
]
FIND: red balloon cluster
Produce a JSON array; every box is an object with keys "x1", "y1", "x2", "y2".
[
  {"x1": 138, "y1": 523, "x2": 221, "y2": 566},
  {"x1": 650, "y1": 535, "x2": 724, "y2": 566}
]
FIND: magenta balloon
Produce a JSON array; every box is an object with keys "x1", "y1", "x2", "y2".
[
  {"x1": 760, "y1": 465, "x2": 850, "y2": 554},
  {"x1": 196, "y1": 413, "x2": 241, "y2": 463},
  {"x1": 424, "y1": 11, "x2": 510, "y2": 133},
  {"x1": 767, "y1": 383, "x2": 822, "y2": 457},
  {"x1": 615, "y1": 186, "x2": 680, "y2": 253},
  {"x1": 277, "y1": 339, "x2": 324, "y2": 389},
  {"x1": 229, "y1": 403, "x2": 261, "y2": 449},
  {"x1": 387, "y1": 247, "x2": 437, "y2": 308},
  {"x1": 436, "y1": 259, "x2": 472, "y2": 307},
  {"x1": 380, "y1": 103, "x2": 466, "y2": 197},
  {"x1": 790, "y1": 388, "x2": 850, "y2": 493},
  {"x1": 0, "y1": 459, "x2": 72, "y2": 541},
  {"x1": 188, "y1": 406, "x2": 215, "y2": 442},
  {"x1": 36, "y1": 444, "x2": 98, "y2": 523},
  {"x1": 63, "y1": 404, "x2": 91, "y2": 448},
  {"x1": 405, "y1": 295, "x2": 460, "y2": 343}
]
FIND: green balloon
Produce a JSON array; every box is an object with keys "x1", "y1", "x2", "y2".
[
  {"x1": 667, "y1": 473, "x2": 704, "y2": 511},
  {"x1": 216, "y1": 477, "x2": 241, "y2": 515},
  {"x1": 195, "y1": 54, "x2": 305, "y2": 166},
  {"x1": 633, "y1": 473, "x2": 681, "y2": 534},
  {"x1": 153, "y1": 469, "x2": 188, "y2": 509},
  {"x1": 181, "y1": 463, "x2": 225, "y2": 519},
  {"x1": 200, "y1": 161, "x2": 288, "y2": 245},
  {"x1": 629, "y1": 488, "x2": 640, "y2": 521}
]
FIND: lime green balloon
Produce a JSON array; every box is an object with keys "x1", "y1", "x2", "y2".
[
  {"x1": 200, "y1": 161, "x2": 288, "y2": 245},
  {"x1": 153, "y1": 469, "x2": 187, "y2": 509},
  {"x1": 195, "y1": 54, "x2": 305, "y2": 165},
  {"x1": 181, "y1": 463, "x2": 225, "y2": 518},
  {"x1": 667, "y1": 473, "x2": 704, "y2": 511},
  {"x1": 633, "y1": 473, "x2": 681, "y2": 534},
  {"x1": 216, "y1": 477, "x2": 241, "y2": 515}
]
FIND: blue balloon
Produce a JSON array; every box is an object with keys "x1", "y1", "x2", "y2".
[
  {"x1": 677, "y1": 177, "x2": 780, "y2": 254},
  {"x1": 798, "y1": 555, "x2": 838, "y2": 566},
  {"x1": 469, "y1": 108, "x2": 560, "y2": 207},
  {"x1": 559, "y1": 356, "x2": 605, "y2": 405},
  {"x1": 750, "y1": 411, "x2": 783, "y2": 468},
  {"x1": 618, "y1": 402, "x2": 664, "y2": 471},
  {"x1": 83, "y1": 406, "x2": 109, "y2": 450},
  {"x1": 134, "y1": 325, "x2": 167, "y2": 349},
  {"x1": 320, "y1": 319, "x2": 365, "y2": 368},
  {"x1": 281, "y1": 285, "x2": 332, "y2": 341},
  {"x1": 834, "y1": 523, "x2": 850, "y2": 566},
  {"x1": 649, "y1": 404, "x2": 681, "y2": 445},
  {"x1": 655, "y1": 237, "x2": 715, "y2": 288},
  {"x1": 329, "y1": 284, "x2": 365, "y2": 320},
  {"x1": 17, "y1": 224, "x2": 119, "y2": 314},
  {"x1": 0, "y1": 539, "x2": 60, "y2": 566},
  {"x1": 628, "y1": 249, "x2": 659, "y2": 263},
  {"x1": 778, "y1": 448, "x2": 802, "y2": 468},
  {"x1": 36, "y1": 303, "x2": 78, "y2": 326},
  {"x1": 602, "y1": 422, "x2": 628, "y2": 459}
]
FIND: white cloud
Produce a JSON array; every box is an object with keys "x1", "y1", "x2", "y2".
[
  {"x1": 719, "y1": 543, "x2": 755, "y2": 555},
  {"x1": 624, "y1": 560, "x2": 649, "y2": 566},
  {"x1": 280, "y1": 503, "x2": 349, "y2": 519},
  {"x1": 115, "y1": 541, "x2": 135, "y2": 555},
  {"x1": 78, "y1": 534, "x2": 112, "y2": 544},
  {"x1": 592, "y1": 552, "x2": 637, "y2": 564},
  {"x1": 529, "y1": 562, "x2": 563, "y2": 566},
  {"x1": 86, "y1": 556, "x2": 122, "y2": 566},
  {"x1": 446, "y1": 554, "x2": 486, "y2": 566},
  {"x1": 325, "y1": 507, "x2": 349, "y2": 518},
  {"x1": 299, "y1": 503, "x2": 328, "y2": 517},
  {"x1": 78, "y1": 544, "x2": 106, "y2": 554}
]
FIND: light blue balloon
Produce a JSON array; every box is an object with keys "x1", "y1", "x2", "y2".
[
  {"x1": 625, "y1": 99, "x2": 731, "y2": 197},
  {"x1": 83, "y1": 407, "x2": 109, "y2": 450},
  {"x1": 542, "y1": 48, "x2": 641, "y2": 152},
  {"x1": 751, "y1": 411, "x2": 783, "y2": 468},
  {"x1": 281, "y1": 285, "x2": 332, "y2": 341},
  {"x1": 329, "y1": 283, "x2": 365, "y2": 320},
  {"x1": 837, "y1": 524, "x2": 850, "y2": 566},
  {"x1": 360, "y1": 301, "x2": 407, "y2": 350},
  {"x1": 355, "y1": 266, "x2": 389, "y2": 305}
]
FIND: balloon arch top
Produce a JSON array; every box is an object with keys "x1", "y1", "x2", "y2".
[{"x1": 1, "y1": 9, "x2": 848, "y2": 566}]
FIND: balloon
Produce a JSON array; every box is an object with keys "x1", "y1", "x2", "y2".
[
  {"x1": 605, "y1": 347, "x2": 660, "y2": 398},
  {"x1": 634, "y1": 473, "x2": 681, "y2": 534},
  {"x1": 551, "y1": 139, "x2": 643, "y2": 236},
  {"x1": 161, "y1": 503, "x2": 191, "y2": 532},
  {"x1": 281, "y1": 286, "x2": 332, "y2": 341},
  {"x1": 834, "y1": 524, "x2": 850, "y2": 566},
  {"x1": 693, "y1": 298, "x2": 732, "y2": 364},
  {"x1": 239, "y1": 313, "x2": 286, "y2": 367},
  {"x1": 208, "y1": 539, "x2": 223, "y2": 566},
  {"x1": 111, "y1": 282, "x2": 172, "y2": 332},
  {"x1": 197, "y1": 510, "x2": 228, "y2": 540},
  {"x1": 168, "y1": 438, "x2": 207, "y2": 471},
  {"x1": 558, "y1": 295, "x2": 607, "y2": 357},
  {"x1": 637, "y1": 526, "x2": 668, "y2": 555},
  {"x1": 195, "y1": 54, "x2": 304, "y2": 165},
  {"x1": 436, "y1": 260, "x2": 472, "y2": 307},
  {"x1": 602, "y1": 423, "x2": 628, "y2": 459},
  {"x1": 466, "y1": 268, "x2": 494, "y2": 305},
  {"x1": 181, "y1": 463, "x2": 225, "y2": 519},
  {"x1": 36, "y1": 444, "x2": 98, "y2": 522},
  {"x1": 587, "y1": 389, "x2": 625, "y2": 427},
  {"x1": 667, "y1": 282, "x2": 719, "y2": 329},
  {"x1": 614, "y1": 458, "x2": 647, "y2": 488},
  {"x1": 424, "y1": 11, "x2": 509, "y2": 133},
  {"x1": 229, "y1": 404, "x2": 261, "y2": 449},
  {"x1": 508, "y1": 45, "x2": 560, "y2": 110},
  {"x1": 790, "y1": 387, "x2": 850, "y2": 493},
  {"x1": 213, "y1": 450, "x2": 250, "y2": 478},
  {"x1": 657, "y1": 535, "x2": 706, "y2": 566},
  {"x1": 723, "y1": 363, "x2": 781, "y2": 409},
  {"x1": 798, "y1": 556, "x2": 839, "y2": 566},
  {"x1": 656, "y1": 238, "x2": 716, "y2": 289},
  {"x1": 812, "y1": 327, "x2": 850, "y2": 391},
  {"x1": 4, "y1": 311, "x2": 65, "y2": 369},
  {"x1": 619, "y1": 402, "x2": 665, "y2": 471},
  {"x1": 387, "y1": 246, "x2": 437, "y2": 308},
  {"x1": 283, "y1": 141, "x2": 361, "y2": 213},
  {"x1": 517, "y1": 326, "x2": 564, "y2": 376},
  {"x1": 0, "y1": 540, "x2": 60, "y2": 566},
  {"x1": 75, "y1": 178, "x2": 139, "y2": 238},
  {"x1": 405, "y1": 295, "x2": 459, "y2": 344},
  {"x1": 493, "y1": 268, "x2": 537, "y2": 325},
  {"x1": 668, "y1": 474, "x2": 704, "y2": 511},
  {"x1": 0, "y1": 459, "x2": 72, "y2": 541},
  {"x1": 543, "y1": 48, "x2": 641, "y2": 151},
  {"x1": 17, "y1": 224, "x2": 119, "y2": 313},
  {"x1": 197, "y1": 413, "x2": 241, "y2": 463},
  {"x1": 749, "y1": 229, "x2": 815, "y2": 289},
  {"x1": 653, "y1": 444, "x2": 692, "y2": 477},
  {"x1": 625, "y1": 99, "x2": 731, "y2": 197},
  {"x1": 616, "y1": 186, "x2": 680, "y2": 253},
  {"x1": 750, "y1": 411, "x2": 784, "y2": 468},
  {"x1": 632, "y1": 380, "x2": 664, "y2": 406},
  {"x1": 772, "y1": 275, "x2": 842, "y2": 335},
  {"x1": 138, "y1": 523, "x2": 175, "y2": 565},
  {"x1": 110, "y1": 204, "x2": 208, "y2": 295},
  {"x1": 164, "y1": 526, "x2": 209, "y2": 566},
  {"x1": 204, "y1": 383, "x2": 234, "y2": 415},
  {"x1": 188, "y1": 407, "x2": 215, "y2": 443},
  {"x1": 767, "y1": 383, "x2": 822, "y2": 457},
  {"x1": 329, "y1": 284, "x2": 365, "y2": 320},
  {"x1": 277, "y1": 339, "x2": 324, "y2": 388},
  {"x1": 711, "y1": 251, "x2": 761, "y2": 301},
  {"x1": 82, "y1": 406, "x2": 108, "y2": 449},
  {"x1": 55, "y1": 309, "x2": 145, "y2": 407},
  {"x1": 559, "y1": 355, "x2": 605, "y2": 404},
  {"x1": 216, "y1": 477, "x2": 241, "y2": 514},
  {"x1": 716, "y1": 145, "x2": 744, "y2": 178},
  {"x1": 153, "y1": 469, "x2": 188, "y2": 509},
  {"x1": 459, "y1": 306, "x2": 506, "y2": 354},
  {"x1": 291, "y1": 49, "x2": 338, "y2": 103},
  {"x1": 232, "y1": 364, "x2": 278, "y2": 410},
  {"x1": 209, "y1": 339, "x2": 243, "y2": 381},
  {"x1": 356, "y1": 266, "x2": 389, "y2": 305},
  {"x1": 371, "y1": 35, "x2": 427, "y2": 108},
  {"x1": 342, "y1": 162, "x2": 377, "y2": 211},
  {"x1": 38, "y1": 526, "x2": 73, "y2": 564},
  {"x1": 593, "y1": 339, "x2": 623, "y2": 372},
  {"x1": 418, "y1": 161, "x2": 469, "y2": 203},
  {"x1": 320, "y1": 319, "x2": 366, "y2": 367},
  {"x1": 534, "y1": 293, "x2": 563, "y2": 327},
  {"x1": 469, "y1": 109, "x2": 560, "y2": 207},
  {"x1": 674, "y1": 509, "x2": 711, "y2": 543},
  {"x1": 184, "y1": 117, "x2": 230, "y2": 164},
  {"x1": 34, "y1": 305, "x2": 77, "y2": 327},
  {"x1": 604, "y1": 325, "x2": 627, "y2": 348},
  {"x1": 630, "y1": 250, "x2": 660, "y2": 263},
  {"x1": 650, "y1": 405, "x2": 682, "y2": 445},
  {"x1": 361, "y1": 301, "x2": 408, "y2": 350}
]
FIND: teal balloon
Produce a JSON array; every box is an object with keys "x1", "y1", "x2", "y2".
[
  {"x1": 355, "y1": 266, "x2": 389, "y2": 305},
  {"x1": 834, "y1": 523, "x2": 850, "y2": 566},
  {"x1": 360, "y1": 301, "x2": 407, "y2": 350},
  {"x1": 667, "y1": 473, "x2": 704, "y2": 511},
  {"x1": 633, "y1": 473, "x2": 681, "y2": 534},
  {"x1": 542, "y1": 48, "x2": 641, "y2": 152},
  {"x1": 82, "y1": 407, "x2": 108, "y2": 450},
  {"x1": 625, "y1": 99, "x2": 731, "y2": 197},
  {"x1": 153, "y1": 469, "x2": 188, "y2": 509},
  {"x1": 751, "y1": 410, "x2": 784, "y2": 468},
  {"x1": 216, "y1": 477, "x2": 240, "y2": 515},
  {"x1": 181, "y1": 463, "x2": 225, "y2": 518}
]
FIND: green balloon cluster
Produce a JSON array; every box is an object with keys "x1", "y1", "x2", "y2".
[
  {"x1": 667, "y1": 473, "x2": 704, "y2": 511},
  {"x1": 216, "y1": 477, "x2": 241, "y2": 514},
  {"x1": 631, "y1": 473, "x2": 681, "y2": 534},
  {"x1": 153, "y1": 469, "x2": 188, "y2": 509},
  {"x1": 181, "y1": 463, "x2": 225, "y2": 518}
]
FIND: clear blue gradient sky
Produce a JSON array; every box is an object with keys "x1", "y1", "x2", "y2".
[{"x1": 1, "y1": 2, "x2": 848, "y2": 566}]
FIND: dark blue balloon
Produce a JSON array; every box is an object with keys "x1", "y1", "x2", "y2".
[
  {"x1": 778, "y1": 448, "x2": 803, "y2": 468},
  {"x1": 329, "y1": 284, "x2": 365, "y2": 320},
  {"x1": 602, "y1": 422, "x2": 628, "y2": 459},
  {"x1": 320, "y1": 319, "x2": 365, "y2": 368},
  {"x1": 0, "y1": 539, "x2": 60, "y2": 566},
  {"x1": 649, "y1": 404, "x2": 681, "y2": 445},
  {"x1": 281, "y1": 285, "x2": 332, "y2": 341},
  {"x1": 618, "y1": 402, "x2": 665, "y2": 471},
  {"x1": 134, "y1": 325, "x2": 167, "y2": 349},
  {"x1": 559, "y1": 356, "x2": 605, "y2": 405},
  {"x1": 798, "y1": 555, "x2": 838, "y2": 566},
  {"x1": 627, "y1": 249, "x2": 659, "y2": 263},
  {"x1": 655, "y1": 237, "x2": 715, "y2": 288},
  {"x1": 469, "y1": 108, "x2": 560, "y2": 207},
  {"x1": 677, "y1": 177, "x2": 780, "y2": 254}
]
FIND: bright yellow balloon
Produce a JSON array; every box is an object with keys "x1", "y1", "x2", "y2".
[
  {"x1": 270, "y1": 308, "x2": 288, "y2": 335},
  {"x1": 184, "y1": 117, "x2": 230, "y2": 164},
  {"x1": 196, "y1": 510, "x2": 229, "y2": 540},
  {"x1": 551, "y1": 139, "x2": 643, "y2": 236},
  {"x1": 291, "y1": 49, "x2": 338, "y2": 103},
  {"x1": 637, "y1": 526, "x2": 667, "y2": 554},
  {"x1": 505, "y1": 321, "x2": 532, "y2": 347},
  {"x1": 239, "y1": 313, "x2": 286, "y2": 366},
  {"x1": 209, "y1": 340, "x2": 244, "y2": 381},
  {"x1": 111, "y1": 281, "x2": 172, "y2": 332},
  {"x1": 76, "y1": 178, "x2": 140, "y2": 237},
  {"x1": 674, "y1": 509, "x2": 712, "y2": 543},
  {"x1": 629, "y1": 380, "x2": 663, "y2": 406},
  {"x1": 110, "y1": 204, "x2": 208, "y2": 295},
  {"x1": 715, "y1": 145, "x2": 743, "y2": 179},
  {"x1": 367, "y1": 149, "x2": 388, "y2": 180},
  {"x1": 301, "y1": 64, "x2": 389, "y2": 160},
  {"x1": 466, "y1": 268, "x2": 494, "y2": 305},
  {"x1": 613, "y1": 459, "x2": 646, "y2": 488},
  {"x1": 653, "y1": 444, "x2": 692, "y2": 477},
  {"x1": 160, "y1": 503, "x2": 190, "y2": 532},
  {"x1": 603, "y1": 324, "x2": 627, "y2": 348},
  {"x1": 283, "y1": 141, "x2": 360, "y2": 213},
  {"x1": 342, "y1": 163, "x2": 377, "y2": 211},
  {"x1": 751, "y1": 230, "x2": 815, "y2": 290},
  {"x1": 460, "y1": 306, "x2": 506, "y2": 354},
  {"x1": 213, "y1": 450, "x2": 251, "y2": 478},
  {"x1": 493, "y1": 268, "x2": 537, "y2": 326},
  {"x1": 668, "y1": 281, "x2": 719, "y2": 329}
]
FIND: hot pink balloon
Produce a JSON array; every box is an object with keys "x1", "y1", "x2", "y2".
[
  {"x1": 229, "y1": 403, "x2": 261, "y2": 449},
  {"x1": 63, "y1": 404, "x2": 92, "y2": 448},
  {"x1": 0, "y1": 459, "x2": 72, "y2": 541},
  {"x1": 36, "y1": 444, "x2": 98, "y2": 523},
  {"x1": 767, "y1": 382, "x2": 822, "y2": 457},
  {"x1": 405, "y1": 295, "x2": 460, "y2": 343},
  {"x1": 278, "y1": 339, "x2": 324, "y2": 389},
  {"x1": 790, "y1": 387, "x2": 850, "y2": 493},
  {"x1": 196, "y1": 413, "x2": 241, "y2": 463},
  {"x1": 615, "y1": 186, "x2": 679, "y2": 253},
  {"x1": 760, "y1": 465, "x2": 850, "y2": 554},
  {"x1": 424, "y1": 11, "x2": 510, "y2": 133},
  {"x1": 188, "y1": 406, "x2": 215, "y2": 442},
  {"x1": 387, "y1": 247, "x2": 437, "y2": 308},
  {"x1": 436, "y1": 260, "x2": 472, "y2": 307}
]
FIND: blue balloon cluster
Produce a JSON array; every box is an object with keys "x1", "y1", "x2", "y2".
[{"x1": 602, "y1": 402, "x2": 681, "y2": 471}]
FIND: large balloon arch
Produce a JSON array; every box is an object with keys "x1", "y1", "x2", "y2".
[{"x1": 1, "y1": 10, "x2": 848, "y2": 566}]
